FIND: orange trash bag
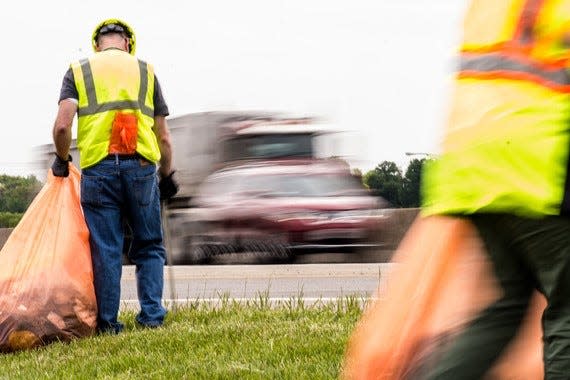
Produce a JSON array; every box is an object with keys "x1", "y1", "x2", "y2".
[
  {"x1": 0, "y1": 164, "x2": 97, "y2": 352},
  {"x1": 342, "y1": 215, "x2": 545, "y2": 380}
]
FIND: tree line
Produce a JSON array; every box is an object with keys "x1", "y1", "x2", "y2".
[
  {"x1": 0, "y1": 175, "x2": 42, "y2": 227},
  {"x1": 359, "y1": 158, "x2": 426, "y2": 208}
]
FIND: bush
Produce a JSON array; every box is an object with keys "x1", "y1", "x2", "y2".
[
  {"x1": 0, "y1": 174, "x2": 42, "y2": 213},
  {"x1": 0, "y1": 212, "x2": 22, "y2": 228}
]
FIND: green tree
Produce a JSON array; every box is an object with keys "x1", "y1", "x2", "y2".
[
  {"x1": 363, "y1": 161, "x2": 403, "y2": 206},
  {"x1": 400, "y1": 158, "x2": 425, "y2": 207},
  {"x1": 0, "y1": 175, "x2": 42, "y2": 213}
]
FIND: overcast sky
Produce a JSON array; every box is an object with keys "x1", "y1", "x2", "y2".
[{"x1": 0, "y1": 0, "x2": 467, "y2": 177}]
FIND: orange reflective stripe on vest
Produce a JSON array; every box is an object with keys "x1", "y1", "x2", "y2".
[
  {"x1": 459, "y1": 0, "x2": 570, "y2": 93},
  {"x1": 459, "y1": 52, "x2": 570, "y2": 92},
  {"x1": 512, "y1": 0, "x2": 545, "y2": 45}
]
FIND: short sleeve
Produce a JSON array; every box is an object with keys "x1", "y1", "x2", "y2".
[
  {"x1": 58, "y1": 68, "x2": 79, "y2": 104},
  {"x1": 153, "y1": 75, "x2": 170, "y2": 117}
]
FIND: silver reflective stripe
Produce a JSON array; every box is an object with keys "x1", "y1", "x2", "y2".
[
  {"x1": 77, "y1": 58, "x2": 154, "y2": 118},
  {"x1": 80, "y1": 58, "x2": 97, "y2": 109},
  {"x1": 137, "y1": 60, "x2": 154, "y2": 118},
  {"x1": 459, "y1": 53, "x2": 570, "y2": 86}
]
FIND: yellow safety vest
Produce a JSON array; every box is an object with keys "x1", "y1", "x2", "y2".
[
  {"x1": 71, "y1": 49, "x2": 161, "y2": 168},
  {"x1": 422, "y1": 0, "x2": 570, "y2": 217}
]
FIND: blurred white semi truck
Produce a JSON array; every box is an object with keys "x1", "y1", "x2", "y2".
[{"x1": 36, "y1": 111, "x2": 343, "y2": 263}]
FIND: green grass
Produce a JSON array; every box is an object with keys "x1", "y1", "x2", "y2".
[{"x1": 0, "y1": 297, "x2": 364, "y2": 379}]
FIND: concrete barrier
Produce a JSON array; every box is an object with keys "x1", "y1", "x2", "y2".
[
  {"x1": 382, "y1": 208, "x2": 420, "y2": 249},
  {"x1": 0, "y1": 228, "x2": 13, "y2": 250},
  {"x1": 0, "y1": 208, "x2": 420, "y2": 253}
]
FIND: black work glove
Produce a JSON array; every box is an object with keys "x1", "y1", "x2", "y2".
[
  {"x1": 51, "y1": 154, "x2": 72, "y2": 177},
  {"x1": 159, "y1": 171, "x2": 179, "y2": 200}
]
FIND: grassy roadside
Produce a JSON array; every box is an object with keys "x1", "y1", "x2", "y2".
[{"x1": 0, "y1": 297, "x2": 365, "y2": 379}]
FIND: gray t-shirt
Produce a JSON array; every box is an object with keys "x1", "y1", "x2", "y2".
[{"x1": 58, "y1": 68, "x2": 170, "y2": 117}]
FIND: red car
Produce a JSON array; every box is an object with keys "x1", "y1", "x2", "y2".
[{"x1": 169, "y1": 160, "x2": 390, "y2": 264}]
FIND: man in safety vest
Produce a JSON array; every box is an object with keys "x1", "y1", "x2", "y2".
[
  {"x1": 51, "y1": 19, "x2": 178, "y2": 334},
  {"x1": 421, "y1": 1, "x2": 570, "y2": 378}
]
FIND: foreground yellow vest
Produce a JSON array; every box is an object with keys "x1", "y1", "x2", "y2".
[
  {"x1": 422, "y1": 0, "x2": 570, "y2": 217},
  {"x1": 71, "y1": 49, "x2": 160, "y2": 168}
]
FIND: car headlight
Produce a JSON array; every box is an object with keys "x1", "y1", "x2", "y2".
[
  {"x1": 332, "y1": 209, "x2": 375, "y2": 218},
  {"x1": 274, "y1": 211, "x2": 328, "y2": 222}
]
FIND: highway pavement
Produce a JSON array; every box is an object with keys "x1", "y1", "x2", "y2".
[{"x1": 120, "y1": 263, "x2": 395, "y2": 309}]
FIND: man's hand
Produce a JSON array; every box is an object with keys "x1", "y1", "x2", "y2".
[
  {"x1": 51, "y1": 154, "x2": 72, "y2": 177},
  {"x1": 159, "y1": 171, "x2": 179, "y2": 200}
]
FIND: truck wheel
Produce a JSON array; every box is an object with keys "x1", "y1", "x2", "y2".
[
  {"x1": 186, "y1": 235, "x2": 211, "y2": 265},
  {"x1": 273, "y1": 242, "x2": 294, "y2": 263}
]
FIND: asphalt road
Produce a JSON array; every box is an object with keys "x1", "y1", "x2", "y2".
[{"x1": 120, "y1": 263, "x2": 395, "y2": 309}]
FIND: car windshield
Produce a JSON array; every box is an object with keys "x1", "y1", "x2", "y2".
[{"x1": 234, "y1": 173, "x2": 367, "y2": 197}]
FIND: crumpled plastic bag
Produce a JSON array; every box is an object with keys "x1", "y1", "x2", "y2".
[
  {"x1": 343, "y1": 216, "x2": 544, "y2": 380},
  {"x1": 0, "y1": 164, "x2": 97, "y2": 352}
]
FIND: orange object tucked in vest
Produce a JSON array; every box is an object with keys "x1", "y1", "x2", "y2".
[{"x1": 108, "y1": 112, "x2": 138, "y2": 154}]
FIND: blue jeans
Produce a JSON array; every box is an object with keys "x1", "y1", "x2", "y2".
[{"x1": 81, "y1": 156, "x2": 166, "y2": 333}]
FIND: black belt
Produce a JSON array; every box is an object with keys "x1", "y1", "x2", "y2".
[{"x1": 104, "y1": 153, "x2": 144, "y2": 161}]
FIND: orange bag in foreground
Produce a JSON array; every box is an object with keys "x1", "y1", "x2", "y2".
[
  {"x1": 343, "y1": 216, "x2": 545, "y2": 380},
  {"x1": 0, "y1": 165, "x2": 97, "y2": 352}
]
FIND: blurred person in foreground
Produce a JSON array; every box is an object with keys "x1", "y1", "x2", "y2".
[
  {"x1": 51, "y1": 19, "x2": 178, "y2": 333},
  {"x1": 421, "y1": 1, "x2": 570, "y2": 378}
]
